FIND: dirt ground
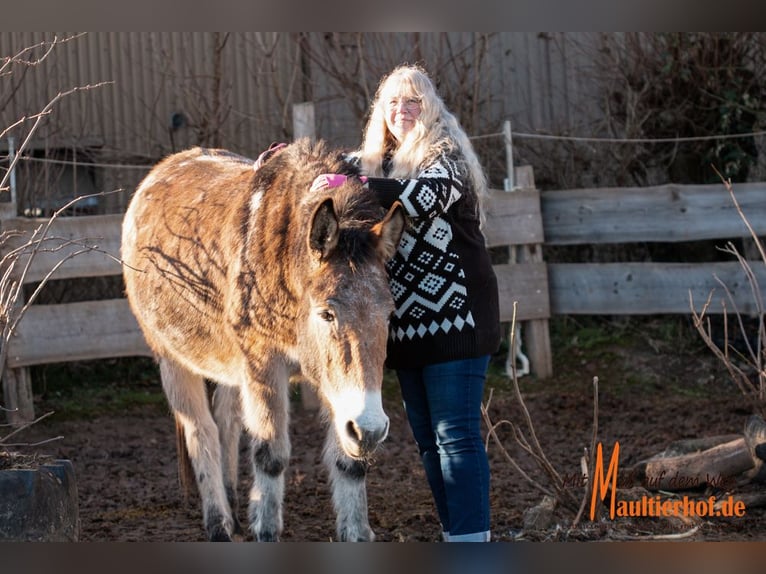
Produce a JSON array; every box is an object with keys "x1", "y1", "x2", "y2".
[{"x1": 11, "y1": 318, "x2": 766, "y2": 542}]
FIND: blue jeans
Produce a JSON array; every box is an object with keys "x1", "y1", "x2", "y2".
[{"x1": 397, "y1": 356, "x2": 491, "y2": 540}]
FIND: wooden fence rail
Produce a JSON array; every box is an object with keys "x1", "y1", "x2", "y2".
[
  {"x1": 542, "y1": 181, "x2": 766, "y2": 317},
  {"x1": 3, "y1": 167, "x2": 766, "y2": 423}
]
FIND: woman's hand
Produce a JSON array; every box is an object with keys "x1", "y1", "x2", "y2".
[{"x1": 310, "y1": 174, "x2": 367, "y2": 192}]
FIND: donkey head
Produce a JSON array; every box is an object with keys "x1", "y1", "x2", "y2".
[{"x1": 299, "y1": 191, "x2": 405, "y2": 460}]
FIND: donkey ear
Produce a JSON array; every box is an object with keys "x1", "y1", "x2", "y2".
[
  {"x1": 309, "y1": 198, "x2": 339, "y2": 260},
  {"x1": 372, "y1": 201, "x2": 406, "y2": 261}
]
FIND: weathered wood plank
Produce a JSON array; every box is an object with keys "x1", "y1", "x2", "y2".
[
  {"x1": 7, "y1": 298, "x2": 151, "y2": 368},
  {"x1": 292, "y1": 101, "x2": 316, "y2": 140},
  {"x1": 542, "y1": 182, "x2": 766, "y2": 245},
  {"x1": 549, "y1": 261, "x2": 766, "y2": 315},
  {"x1": 493, "y1": 262, "x2": 550, "y2": 322},
  {"x1": 513, "y1": 165, "x2": 536, "y2": 191},
  {"x1": 516, "y1": 243, "x2": 553, "y2": 378},
  {"x1": 1, "y1": 214, "x2": 124, "y2": 283},
  {"x1": 2, "y1": 366, "x2": 34, "y2": 426},
  {"x1": 484, "y1": 188, "x2": 544, "y2": 247}
]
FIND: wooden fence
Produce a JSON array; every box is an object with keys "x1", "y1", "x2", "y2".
[{"x1": 4, "y1": 167, "x2": 766, "y2": 424}]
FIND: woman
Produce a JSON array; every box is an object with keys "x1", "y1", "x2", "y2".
[{"x1": 312, "y1": 64, "x2": 501, "y2": 542}]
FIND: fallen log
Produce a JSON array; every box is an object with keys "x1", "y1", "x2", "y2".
[
  {"x1": 659, "y1": 434, "x2": 742, "y2": 457},
  {"x1": 628, "y1": 415, "x2": 766, "y2": 490},
  {"x1": 637, "y1": 438, "x2": 754, "y2": 491},
  {"x1": 714, "y1": 490, "x2": 766, "y2": 511}
]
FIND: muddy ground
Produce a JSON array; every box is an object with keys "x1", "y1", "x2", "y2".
[{"x1": 10, "y1": 317, "x2": 766, "y2": 542}]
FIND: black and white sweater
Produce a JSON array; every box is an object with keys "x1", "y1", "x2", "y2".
[{"x1": 362, "y1": 152, "x2": 501, "y2": 370}]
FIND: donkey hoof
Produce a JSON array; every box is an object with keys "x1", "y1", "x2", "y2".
[
  {"x1": 339, "y1": 526, "x2": 375, "y2": 542},
  {"x1": 231, "y1": 516, "x2": 245, "y2": 537},
  {"x1": 208, "y1": 526, "x2": 233, "y2": 542},
  {"x1": 257, "y1": 531, "x2": 279, "y2": 542}
]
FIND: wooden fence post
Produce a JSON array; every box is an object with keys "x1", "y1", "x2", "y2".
[
  {"x1": 513, "y1": 166, "x2": 553, "y2": 379},
  {"x1": 2, "y1": 366, "x2": 34, "y2": 426},
  {"x1": 292, "y1": 102, "x2": 316, "y2": 143}
]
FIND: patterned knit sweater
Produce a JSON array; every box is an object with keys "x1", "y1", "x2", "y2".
[{"x1": 361, "y1": 152, "x2": 501, "y2": 370}]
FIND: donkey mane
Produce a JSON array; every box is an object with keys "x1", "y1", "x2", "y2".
[
  {"x1": 313, "y1": 182, "x2": 391, "y2": 269},
  {"x1": 255, "y1": 138, "x2": 387, "y2": 266},
  {"x1": 254, "y1": 138, "x2": 358, "y2": 197}
]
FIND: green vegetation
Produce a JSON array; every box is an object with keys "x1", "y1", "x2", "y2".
[
  {"x1": 31, "y1": 357, "x2": 167, "y2": 420},
  {"x1": 486, "y1": 316, "x2": 726, "y2": 401}
]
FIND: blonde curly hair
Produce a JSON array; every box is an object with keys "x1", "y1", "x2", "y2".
[{"x1": 356, "y1": 64, "x2": 488, "y2": 221}]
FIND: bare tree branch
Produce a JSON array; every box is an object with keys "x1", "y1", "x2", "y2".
[
  {"x1": 0, "y1": 82, "x2": 113, "y2": 194},
  {"x1": 0, "y1": 411, "x2": 55, "y2": 445},
  {"x1": 571, "y1": 376, "x2": 599, "y2": 529},
  {"x1": 482, "y1": 302, "x2": 582, "y2": 514},
  {"x1": 689, "y1": 171, "x2": 766, "y2": 414}
]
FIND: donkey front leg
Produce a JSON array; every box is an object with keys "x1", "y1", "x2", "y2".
[
  {"x1": 240, "y1": 363, "x2": 291, "y2": 542},
  {"x1": 323, "y1": 429, "x2": 375, "y2": 542},
  {"x1": 159, "y1": 358, "x2": 234, "y2": 541}
]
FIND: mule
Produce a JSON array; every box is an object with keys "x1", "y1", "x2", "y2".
[{"x1": 121, "y1": 139, "x2": 405, "y2": 541}]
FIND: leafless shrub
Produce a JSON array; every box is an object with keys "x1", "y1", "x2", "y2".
[
  {"x1": 0, "y1": 37, "x2": 112, "y2": 434},
  {"x1": 484, "y1": 306, "x2": 708, "y2": 540},
  {"x1": 482, "y1": 303, "x2": 597, "y2": 535},
  {"x1": 0, "y1": 189, "x2": 119, "y2": 432},
  {"x1": 690, "y1": 170, "x2": 766, "y2": 417},
  {"x1": 521, "y1": 33, "x2": 766, "y2": 191}
]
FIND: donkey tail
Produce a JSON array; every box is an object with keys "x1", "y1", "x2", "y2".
[{"x1": 175, "y1": 415, "x2": 197, "y2": 499}]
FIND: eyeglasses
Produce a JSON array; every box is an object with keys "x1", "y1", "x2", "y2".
[{"x1": 386, "y1": 97, "x2": 421, "y2": 111}]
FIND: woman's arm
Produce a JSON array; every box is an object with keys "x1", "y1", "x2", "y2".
[{"x1": 365, "y1": 155, "x2": 464, "y2": 220}]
